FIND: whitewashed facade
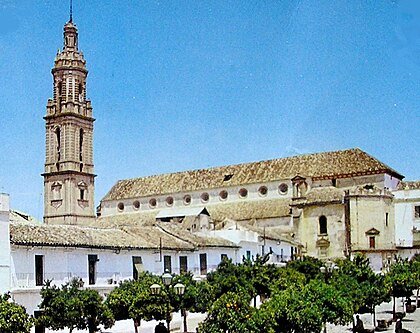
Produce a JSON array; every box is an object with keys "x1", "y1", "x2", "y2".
[
  {"x1": 393, "y1": 182, "x2": 420, "y2": 259},
  {"x1": 0, "y1": 193, "x2": 11, "y2": 294}
]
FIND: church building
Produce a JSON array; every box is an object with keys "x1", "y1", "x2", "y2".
[{"x1": 1, "y1": 11, "x2": 418, "y2": 319}]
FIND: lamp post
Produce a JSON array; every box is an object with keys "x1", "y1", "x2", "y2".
[
  {"x1": 319, "y1": 261, "x2": 339, "y2": 333},
  {"x1": 150, "y1": 271, "x2": 185, "y2": 332},
  {"x1": 320, "y1": 260, "x2": 338, "y2": 282}
]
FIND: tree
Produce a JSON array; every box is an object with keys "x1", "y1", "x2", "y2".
[
  {"x1": 335, "y1": 254, "x2": 390, "y2": 325},
  {"x1": 410, "y1": 254, "x2": 420, "y2": 306},
  {"x1": 286, "y1": 256, "x2": 324, "y2": 283},
  {"x1": 206, "y1": 258, "x2": 254, "y2": 300},
  {"x1": 0, "y1": 293, "x2": 33, "y2": 333},
  {"x1": 106, "y1": 272, "x2": 166, "y2": 333},
  {"x1": 198, "y1": 292, "x2": 259, "y2": 333},
  {"x1": 260, "y1": 285, "x2": 323, "y2": 333},
  {"x1": 385, "y1": 257, "x2": 418, "y2": 319},
  {"x1": 38, "y1": 278, "x2": 114, "y2": 333},
  {"x1": 305, "y1": 280, "x2": 354, "y2": 332}
]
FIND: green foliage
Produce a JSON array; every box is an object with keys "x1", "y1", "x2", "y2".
[
  {"x1": 305, "y1": 280, "x2": 354, "y2": 327},
  {"x1": 38, "y1": 278, "x2": 114, "y2": 333},
  {"x1": 286, "y1": 256, "x2": 324, "y2": 283},
  {"x1": 198, "y1": 292, "x2": 258, "y2": 333},
  {"x1": 409, "y1": 255, "x2": 420, "y2": 290},
  {"x1": 335, "y1": 254, "x2": 390, "y2": 313},
  {"x1": 206, "y1": 258, "x2": 254, "y2": 299},
  {"x1": 385, "y1": 257, "x2": 417, "y2": 299},
  {"x1": 0, "y1": 293, "x2": 33, "y2": 333},
  {"x1": 106, "y1": 272, "x2": 166, "y2": 327},
  {"x1": 260, "y1": 286, "x2": 323, "y2": 333}
]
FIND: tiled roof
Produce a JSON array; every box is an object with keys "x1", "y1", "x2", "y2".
[
  {"x1": 10, "y1": 210, "x2": 40, "y2": 224},
  {"x1": 235, "y1": 222, "x2": 301, "y2": 246},
  {"x1": 397, "y1": 181, "x2": 420, "y2": 190},
  {"x1": 98, "y1": 211, "x2": 156, "y2": 226},
  {"x1": 103, "y1": 148, "x2": 403, "y2": 201},
  {"x1": 9, "y1": 221, "x2": 236, "y2": 250},
  {"x1": 156, "y1": 222, "x2": 239, "y2": 248},
  {"x1": 207, "y1": 199, "x2": 291, "y2": 222},
  {"x1": 300, "y1": 187, "x2": 344, "y2": 205}
]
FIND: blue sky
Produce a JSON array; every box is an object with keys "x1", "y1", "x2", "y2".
[{"x1": 0, "y1": 0, "x2": 419, "y2": 220}]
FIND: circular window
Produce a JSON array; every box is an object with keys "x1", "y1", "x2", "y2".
[
  {"x1": 258, "y1": 186, "x2": 268, "y2": 196},
  {"x1": 117, "y1": 202, "x2": 125, "y2": 212},
  {"x1": 133, "y1": 200, "x2": 140, "y2": 209},
  {"x1": 201, "y1": 192, "x2": 209, "y2": 203},
  {"x1": 238, "y1": 188, "x2": 248, "y2": 198},
  {"x1": 183, "y1": 195, "x2": 192, "y2": 205},
  {"x1": 279, "y1": 183, "x2": 288, "y2": 194},
  {"x1": 219, "y1": 190, "x2": 228, "y2": 201},
  {"x1": 166, "y1": 196, "x2": 174, "y2": 206},
  {"x1": 149, "y1": 198, "x2": 157, "y2": 208}
]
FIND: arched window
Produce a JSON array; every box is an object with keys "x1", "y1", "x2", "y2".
[
  {"x1": 78, "y1": 83, "x2": 84, "y2": 102},
  {"x1": 55, "y1": 127, "x2": 61, "y2": 161},
  {"x1": 78, "y1": 182, "x2": 87, "y2": 201},
  {"x1": 79, "y1": 129, "x2": 84, "y2": 162},
  {"x1": 319, "y1": 216, "x2": 328, "y2": 235}
]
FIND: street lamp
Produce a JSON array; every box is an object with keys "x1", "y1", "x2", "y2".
[
  {"x1": 319, "y1": 261, "x2": 339, "y2": 333},
  {"x1": 320, "y1": 261, "x2": 338, "y2": 280},
  {"x1": 150, "y1": 271, "x2": 185, "y2": 332}
]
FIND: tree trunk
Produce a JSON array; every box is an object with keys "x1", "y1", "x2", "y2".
[
  {"x1": 134, "y1": 319, "x2": 139, "y2": 333},
  {"x1": 183, "y1": 309, "x2": 188, "y2": 333},
  {"x1": 373, "y1": 305, "x2": 376, "y2": 328},
  {"x1": 393, "y1": 296, "x2": 396, "y2": 320},
  {"x1": 416, "y1": 288, "x2": 419, "y2": 307}
]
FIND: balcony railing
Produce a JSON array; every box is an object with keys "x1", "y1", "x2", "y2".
[{"x1": 11, "y1": 271, "x2": 133, "y2": 289}]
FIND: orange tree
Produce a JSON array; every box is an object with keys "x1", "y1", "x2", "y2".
[
  {"x1": 0, "y1": 293, "x2": 33, "y2": 333},
  {"x1": 38, "y1": 278, "x2": 113, "y2": 333},
  {"x1": 105, "y1": 272, "x2": 166, "y2": 333}
]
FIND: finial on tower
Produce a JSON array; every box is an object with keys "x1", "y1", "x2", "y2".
[{"x1": 69, "y1": 0, "x2": 73, "y2": 22}]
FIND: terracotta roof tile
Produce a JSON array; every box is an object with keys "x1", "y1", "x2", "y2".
[
  {"x1": 207, "y1": 199, "x2": 291, "y2": 222},
  {"x1": 103, "y1": 148, "x2": 402, "y2": 201},
  {"x1": 9, "y1": 220, "x2": 236, "y2": 250},
  {"x1": 397, "y1": 181, "x2": 420, "y2": 190}
]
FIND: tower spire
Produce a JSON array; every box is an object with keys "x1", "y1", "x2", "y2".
[{"x1": 69, "y1": 0, "x2": 73, "y2": 22}]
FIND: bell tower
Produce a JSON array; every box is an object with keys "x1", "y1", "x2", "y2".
[{"x1": 43, "y1": 15, "x2": 96, "y2": 225}]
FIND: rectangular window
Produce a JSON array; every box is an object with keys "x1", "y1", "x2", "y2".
[
  {"x1": 291, "y1": 246, "x2": 294, "y2": 260},
  {"x1": 246, "y1": 250, "x2": 251, "y2": 260},
  {"x1": 179, "y1": 256, "x2": 188, "y2": 274},
  {"x1": 35, "y1": 255, "x2": 44, "y2": 286},
  {"x1": 199, "y1": 253, "x2": 207, "y2": 275},
  {"x1": 221, "y1": 254, "x2": 228, "y2": 261},
  {"x1": 164, "y1": 255, "x2": 172, "y2": 273},
  {"x1": 369, "y1": 236, "x2": 376, "y2": 249},
  {"x1": 88, "y1": 254, "x2": 98, "y2": 285},
  {"x1": 415, "y1": 206, "x2": 420, "y2": 219},
  {"x1": 132, "y1": 256, "x2": 143, "y2": 280},
  {"x1": 385, "y1": 213, "x2": 389, "y2": 227}
]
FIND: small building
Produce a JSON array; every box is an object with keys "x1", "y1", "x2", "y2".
[{"x1": 393, "y1": 181, "x2": 420, "y2": 260}]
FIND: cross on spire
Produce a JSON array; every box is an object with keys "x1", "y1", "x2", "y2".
[{"x1": 69, "y1": 0, "x2": 73, "y2": 22}]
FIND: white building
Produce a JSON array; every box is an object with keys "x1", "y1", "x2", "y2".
[
  {"x1": 0, "y1": 193, "x2": 11, "y2": 294},
  {"x1": 393, "y1": 181, "x2": 420, "y2": 258}
]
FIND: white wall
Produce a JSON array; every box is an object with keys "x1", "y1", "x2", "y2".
[
  {"x1": 0, "y1": 193, "x2": 11, "y2": 294},
  {"x1": 210, "y1": 229, "x2": 295, "y2": 264},
  {"x1": 101, "y1": 179, "x2": 293, "y2": 217},
  {"x1": 394, "y1": 188, "x2": 420, "y2": 247},
  {"x1": 10, "y1": 244, "x2": 237, "y2": 314}
]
